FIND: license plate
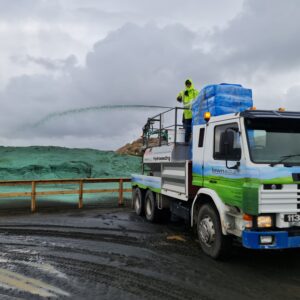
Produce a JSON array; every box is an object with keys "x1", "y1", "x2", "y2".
[{"x1": 284, "y1": 214, "x2": 300, "y2": 223}]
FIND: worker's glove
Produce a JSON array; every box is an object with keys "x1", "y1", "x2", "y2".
[
  {"x1": 177, "y1": 95, "x2": 182, "y2": 102},
  {"x1": 184, "y1": 90, "x2": 189, "y2": 96}
]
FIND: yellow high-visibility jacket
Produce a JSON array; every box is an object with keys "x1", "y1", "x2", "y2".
[{"x1": 177, "y1": 79, "x2": 199, "y2": 119}]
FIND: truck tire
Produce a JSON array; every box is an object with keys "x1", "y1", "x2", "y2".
[
  {"x1": 197, "y1": 204, "x2": 232, "y2": 259},
  {"x1": 144, "y1": 190, "x2": 160, "y2": 222},
  {"x1": 133, "y1": 188, "x2": 144, "y2": 216}
]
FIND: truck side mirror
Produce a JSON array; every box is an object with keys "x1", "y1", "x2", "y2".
[{"x1": 223, "y1": 128, "x2": 240, "y2": 170}]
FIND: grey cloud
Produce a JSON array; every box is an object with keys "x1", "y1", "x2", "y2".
[
  {"x1": 74, "y1": 7, "x2": 135, "y2": 22},
  {"x1": 284, "y1": 85, "x2": 300, "y2": 110},
  {"x1": 11, "y1": 55, "x2": 78, "y2": 71},
  {"x1": 25, "y1": 55, "x2": 78, "y2": 71},
  {"x1": 0, "y1": 0, "x2": 242, "y2": 29},
  {"x1": 82, "y1": 23, "x2": 214, "y2": 103},
  {"x1": 0, "y1": 0, "x2": 61, "y2": 20},
  {"x1": 0, "y1": 23, "x2": 210, "y2": 148},
  {"x1": 75, "y1": 0, "x2": 243, "y2": 29},
  {"x1": 211, "y1": 0, "x2": 300, "y2": 73}
]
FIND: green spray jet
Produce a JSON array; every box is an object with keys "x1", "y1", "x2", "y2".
[{"x1": 33, "y1": 104, "x2": 172, "y2": 127}]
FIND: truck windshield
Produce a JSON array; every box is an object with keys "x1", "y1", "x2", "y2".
[{"x1": 245, "y1": 117, "x2": 300, "y2": 165}]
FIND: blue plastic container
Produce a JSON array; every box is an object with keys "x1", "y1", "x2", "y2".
[{"x1": 192, "y1": 83, "x2": 253, "y2": 126}]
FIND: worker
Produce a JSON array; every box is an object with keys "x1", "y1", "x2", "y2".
[{"x1": 177, "y1": 79, "x2": 199, "y2": 143}]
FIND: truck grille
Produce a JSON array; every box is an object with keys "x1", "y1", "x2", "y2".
[{"x1": 259, "y1": 184, "x2": 300, "y2": 213}]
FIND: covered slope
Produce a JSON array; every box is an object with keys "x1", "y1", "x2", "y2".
[{"x1": 0, "y1": 146, "x2": 141, "y2": 180}]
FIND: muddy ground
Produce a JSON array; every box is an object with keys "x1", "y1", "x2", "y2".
[{"x1": 0, "y1": 206, "x2": 298, "y2": 300}]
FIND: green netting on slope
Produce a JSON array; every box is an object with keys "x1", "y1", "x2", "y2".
[
  {"x1": 0, "y1": 146, "x2": 141, "y2": 180},
  {"x1": 0, "y1": 146, "x2": 141, "y2": 206}
]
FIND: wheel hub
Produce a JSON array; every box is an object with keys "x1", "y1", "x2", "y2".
[{"x1": 199, "y1": 216, "x2": 216, "y2": 247}]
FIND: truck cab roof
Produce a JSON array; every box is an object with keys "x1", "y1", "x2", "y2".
[{"x1": 206, "y1": 109, "x2": 300, "y2": 124}]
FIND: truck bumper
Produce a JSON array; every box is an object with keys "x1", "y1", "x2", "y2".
[{"x1": 242, "y1": 230, "x2": 300, "y2": 249}]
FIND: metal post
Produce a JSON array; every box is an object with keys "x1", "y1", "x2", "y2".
[
  {"x1": 175, "y1": 107, "x2": 178, "y2": 144},
  {"x1": 118, "y1": 179, "x2": 124, "y2": 206},
  {"x1": 31, "y1": 181, "x2": 36, "y2": 213},
  {"x1": 159, "y1": 114, "x2": 162, "y2": 146},
  {"x1": 78, "y1": 180, "x2": 83, "y2": 209}
]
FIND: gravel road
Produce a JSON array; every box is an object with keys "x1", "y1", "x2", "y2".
[{"x1": 0, "y1": 207, "x2": 298, "y2": 300}]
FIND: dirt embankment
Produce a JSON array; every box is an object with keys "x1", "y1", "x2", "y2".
[
  {"x1": 116, "y1": 138, "x2": 160, "y2": 156},
  {"x1": 116, "y1": 138, "x2": 143, "y2": 156}
]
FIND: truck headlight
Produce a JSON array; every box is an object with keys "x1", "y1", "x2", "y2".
[{"x1": 257, "y1": 216, "x2": 273, "y2": 228}]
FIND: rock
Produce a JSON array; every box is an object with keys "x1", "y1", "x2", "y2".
[
  {"x1": 116, "y1": 137, "x2": 160, "y2": 156},
  {"x1": 116, "y1": 138, "x2": 143, "y2": 156}
]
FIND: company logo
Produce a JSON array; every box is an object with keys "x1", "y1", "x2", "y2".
[
  {"x1": 153, "y1": 156, "x2": 171, "y2": 162},
  {"x1": 211, "y1": 167, "x2": 236, "y2": 176}
]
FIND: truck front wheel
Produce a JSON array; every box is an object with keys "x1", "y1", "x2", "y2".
[
  {"x1": 197, "y1": 204, "x2": 232, "y2": 259},
  {"x1": 133, "y1": 188, "x2": 144, "y2": 216}
]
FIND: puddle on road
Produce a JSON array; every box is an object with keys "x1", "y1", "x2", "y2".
[
  {"x1": 10, "y1": 248, "x2": 38, "y2": 255},
  {"x1": 0, "y1": 267, "x2": 69, "y2": 298},
  {"x1": 16, "y1": 261, "x2": 68, "y2": 279},
  {"x1": 166, "y1": 235, "x2": 187, "y2": 242},
  {"x1": 0, "y1": 250, "x2": 69, "y2": 298}
]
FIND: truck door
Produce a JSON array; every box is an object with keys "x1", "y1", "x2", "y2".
[
  {"x1": 203, "y1": 121, "x2": 243, "y2": 208},
  {"x1": 192, "y1": 125, "x2": 206, "y2": 186}
]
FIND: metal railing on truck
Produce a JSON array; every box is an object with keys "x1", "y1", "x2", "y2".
[
  {"x1": 142, "y1": 107, "x2": 187, "y2": 148},
  {"x1": 0, "y1": 178, "x2": 131, "y2": 212}
]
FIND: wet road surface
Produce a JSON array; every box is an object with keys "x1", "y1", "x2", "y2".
[{"x1": 0, "y1": 207, "x2": 298, "y2": 299}]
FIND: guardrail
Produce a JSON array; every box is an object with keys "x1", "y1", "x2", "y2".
[{"x1": 0, "y1": 178, "x2": 131, "y2": 212}]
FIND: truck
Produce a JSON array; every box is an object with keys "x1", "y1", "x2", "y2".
[{"x1": 131, "y1": 83, "x2": 300, "y2": 259}]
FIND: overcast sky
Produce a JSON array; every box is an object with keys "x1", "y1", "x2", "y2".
[{"x1": 0, "y1": 0, "x2": 300, "y2": 150}]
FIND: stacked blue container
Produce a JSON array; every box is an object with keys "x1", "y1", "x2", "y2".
[{"x1": 192, "y1": 83, "x2": 253, "y2": 126}]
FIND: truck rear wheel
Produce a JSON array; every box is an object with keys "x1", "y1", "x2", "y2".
[
  {"x1": 197, "y1": 204, "x2": 232, "y2": 259},
  {"x1": 145, "y1": 190, "x2": 160, "y2": 222},
  {"x1": 133, "y1": 188, "x2": 144, "y2": 216}
]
